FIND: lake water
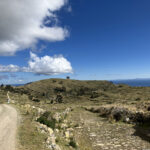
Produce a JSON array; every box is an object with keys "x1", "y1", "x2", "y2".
[{"x1": 112, "y1": 79, "x2": 150, "y2": 87}]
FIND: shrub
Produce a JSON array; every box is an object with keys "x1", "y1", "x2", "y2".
[
  {"x1": 32, "y1": 97, "x2": 40, "y2": 102},
  {"x1": 37, "y1": 112, "x2": 56, "y2": 129},
  {"x1": 69, "y1": 138, "x2": 77, "y2": 148},
  {"x1": 90, "y1": 92, "x2": 99, "y2": 98},
  {"x1": 135, "y1": 97, "x2": 141, "y2": 101},
  {"x1": 56, "y1": 94, "x2": 63, "y2": 103},
  {"x1": 54, "y1": 87, "x2": 66, "y2": 93},
  {"x1": 28, "y1": 95, "x2": 33, "y2": 100},
  {"x1": 42, "y1": 93, "x2": 45, "y2": 96},
  {"x1": 5, "y1": 85, "x2": 14, "y2": 92}
]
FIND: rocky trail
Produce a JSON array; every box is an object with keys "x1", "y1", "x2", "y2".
[
  {"x1": 70, "y1": 108, "x2": 150, "y2": 150},
  {"x1": 0, "y1": 104, "x2": 18, "y2": 150}
]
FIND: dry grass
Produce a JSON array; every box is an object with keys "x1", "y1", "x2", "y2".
[{"x1": 1, "y1": 78, "x2": 150, "y2": 149}]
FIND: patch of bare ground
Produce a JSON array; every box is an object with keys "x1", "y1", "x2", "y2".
[
  {"x1": 0, "y1": 104, "x2": 18, "y2": 150},
  {"x1": 68, "y1": 107, "x2": 150, "y2": 150}
]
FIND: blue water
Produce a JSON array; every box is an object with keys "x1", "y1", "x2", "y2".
[{"x1": 112, "y1": 79, "x2": 150, "y2": 87}]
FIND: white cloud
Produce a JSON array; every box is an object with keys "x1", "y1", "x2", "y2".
[
  {"x1": 26, "y1": 52, "x2": 73, "y2": 75},
  {"x1": 0, "y1": 52, "x2": 73, "y2": 75},
  {"x1": 0, "y1": 0, "x2": 69, "y2": 56},
  {"x1": 18, "y1": 79, "x2": 24, "y2": 82},
  {"x1": 0, "y1": 64, "x2": 20, "y2": 72}
]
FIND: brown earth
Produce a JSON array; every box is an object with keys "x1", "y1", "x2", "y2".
[{"x1": 0, "y1": 104, "x2": 18, "y2": 150}]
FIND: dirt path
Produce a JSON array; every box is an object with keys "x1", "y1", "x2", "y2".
[
  {"x1": 0, "y1": 104, "x2": 18, "y2": 150},
  {"x1": 70, "y1": 108, "x2": 150, "y2": 150}
]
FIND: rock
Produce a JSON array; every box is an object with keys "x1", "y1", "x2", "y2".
[
  {"x1": 41, "y1": 130, "x2": 45, "y2": 134},
  {"x1": 64, "y1": 107, "x2": 72, "y2": 115},
  {"x1": 65, "y1": 131, "x2": 70, "y2": 138},
  {"x1": 32, "y1": 106, "x2": 35, "y2": 109},
  {"x1": 37, "y1": 108, "x2": 45, "y2": 115},
  {"x1": 24, "y1": 104, "x2": 31, "y2": 109},
  {"x1": 48, "y1": 144, "x2": 61, "y2": 150},
  {"x1": 111, "y1": 107, "x2": 128, "y2": 121},
  {"x1": 61, "y1": 123, "x2": 68, "y2": 129},
  {"x1": 55, "y1": 129, "x2": 59, "y2": 133},
  {"x1": 63, "y1": 119, "x2": 68, "y2": 123},
  {"x1": 39, "y1": 124, "x2": 48, "y2": 132},
  {"x1": 48, "y1": 127, "x2": 54, "y2": 136},
  {"x1": 53, "y1": 113, "x2": 61, "y2": 122},
  {"x1": 46, "y1": 136, "x2": 56, "y2": 145},
  {"x1": 67, "y1": 128, "x2": 73, "y2": 132},
  {"x1": 126, "y1": 117, "x2": 130, "y2": 122}
]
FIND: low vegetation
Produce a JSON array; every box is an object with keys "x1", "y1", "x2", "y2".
[
  {"x1": 69, "y1": 137, "x2": 77, "y2": 148},
  {"x1": 1, "y1": 78, "x2": 150, "y2": 149},
  {"x1": 37, "y1": 112, "x2": 56, "y2": 129}
]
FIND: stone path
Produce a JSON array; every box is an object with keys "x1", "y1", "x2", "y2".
[{"x1": 70, "y1": 108, "x2": 150, "y2": 150}]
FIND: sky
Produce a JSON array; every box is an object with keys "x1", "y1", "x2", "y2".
[{"x1": 0, "y1": 0, "x2": 150, "y2": 84}]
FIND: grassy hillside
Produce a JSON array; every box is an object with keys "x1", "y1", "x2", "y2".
[
  {"x1": 12, "y1": 78, "x2": 150, "y2": 106},
  {"x1": 17, "y1": 78, "x2": 116, "y2": 102},
  {"x1": 1, "y1": 78, "x2": 150, "y2": 149}
]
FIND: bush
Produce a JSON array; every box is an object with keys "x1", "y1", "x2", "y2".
[
  {"x1": 54, "y1": 87, "x2": 66, "y2": 93},
  {"x1": 32, "y1": 97, "x2": 40, "y2": 102},
  {"x1": 56, "y1": 94, "x2": 63, "y2": 103},
  {"x1": 5, "y1": 85, "x2": 14, "y2": 92},
  {"x1": 37, "y1": 112, "x2": 56, "y2": 129},
  {"x1": 28, "y1": 95, "x2": 33, "y2": 100},
  {"x1": 90, "y1": 92, "x2": 99, "y2": 98},
  {"x1": 69, "y1": 138, "x2": 77, "y2": 148}
]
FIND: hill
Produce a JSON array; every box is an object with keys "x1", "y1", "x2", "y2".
[
  {"x1": 17, "y1": 78, "x2": 117, "y2": 103},
  {"x1": 1, "y1": 78, "x2": 150, "y2": 150},
  {"x1": 13, "y1": 78, "x2": 150, "y2": 106}
]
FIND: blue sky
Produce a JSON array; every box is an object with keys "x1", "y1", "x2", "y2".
[{"x1": 0, "y1": 0, "x2": 150, "y2": 84}]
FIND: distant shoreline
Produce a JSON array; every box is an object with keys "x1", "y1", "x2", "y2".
[
  {"x1": 112, "y1": 79, "x2": 150, "y2": 87},
  {"x1": 4, "y1": 78, "x2": 150, "y2": 87}
]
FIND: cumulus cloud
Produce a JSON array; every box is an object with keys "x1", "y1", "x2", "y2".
[
  {"x1": 0, "y1": 52, "x2": 73, "y2": 75},
  {"x1": 0, "y1": 64, "x2": 21, "y2": 72},
  {"x1": 27, "y1": 52, "x2": 73, "y2": 75},
  {"x1": 0, "y1": 0, "x2": 69, "y2": 56}
]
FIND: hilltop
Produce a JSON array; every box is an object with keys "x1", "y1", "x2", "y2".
[{"x1": 19, "y1": 78, "x2": 116, "y2": 102}]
